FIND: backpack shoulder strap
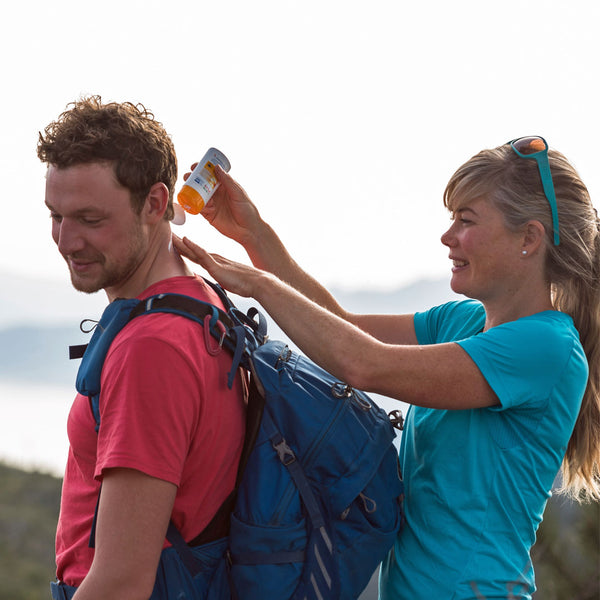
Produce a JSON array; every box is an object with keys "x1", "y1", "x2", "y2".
[
  {"x1": 129, "y1": 293, "x2": 234, "y2": 331},
  {"x1": 72, "y1": 294, "x2": 224, "y2": 429},
  {"x1": 69, "y1": 288, "x2": 267, "y2": 556},
  {"x1": 203, "y1": 279, "x2": 269, "y2": 346},
  {"x1": 130, "y1": 293, "x2": 258, "y2": 388},
  {"x1": 73, "y1": 298, "x2": 140, "y2": 431}
]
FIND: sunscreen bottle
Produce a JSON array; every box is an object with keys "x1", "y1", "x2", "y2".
[{"x1": 177, "y1": 148, "x2": 231, "y2": 215}]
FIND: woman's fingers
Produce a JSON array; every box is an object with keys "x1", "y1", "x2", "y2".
[{"x1": 182, "y1": 163, "x2": 199, "y2": 182}]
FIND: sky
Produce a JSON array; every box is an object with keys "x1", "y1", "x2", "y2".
[{"x1": 1, "y1": 0, "x2": 599, "y2": 294}]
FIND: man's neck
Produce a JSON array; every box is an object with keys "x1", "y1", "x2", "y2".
[{"x1": 105, "y1": 229, "x2": 193, "y2": 301}]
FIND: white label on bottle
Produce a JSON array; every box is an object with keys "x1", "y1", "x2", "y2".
[{"x1": 185, "y1": 148, "x2": 231, "y2": 204}]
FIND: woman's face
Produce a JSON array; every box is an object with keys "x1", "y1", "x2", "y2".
[{"x1": 440, "y1": 197, "x2": 525, "y2": 302}]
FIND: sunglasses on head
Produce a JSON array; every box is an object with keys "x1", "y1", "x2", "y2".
[{"x1": 508, "y1": 136, "x2": 560, "y2": 246}]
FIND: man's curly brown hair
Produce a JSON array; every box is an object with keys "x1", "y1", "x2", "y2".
[{"x1": 37, "y1": 96, "x2": 177, "y2": 220}]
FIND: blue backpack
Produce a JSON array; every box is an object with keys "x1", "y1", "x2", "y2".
[{"x1": 65, "y1": 282, "x2": 404, "y2": 600}]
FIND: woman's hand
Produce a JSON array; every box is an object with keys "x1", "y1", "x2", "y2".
[
  {"x1": 183, "y1": 165, "x2": 300, "y2": 281},
  {"x1": 184, "y1": 164, "x2": 263, "y2": 247},
  {"x1": 173, "y1": 234, "x2": 265, "y2": 298}
]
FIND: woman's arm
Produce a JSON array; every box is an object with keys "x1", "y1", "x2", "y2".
[
  {"x1": 199, "y1": 166, "x2": 354, "y2": 314},
  {"x1": 193, "y1": 167, "x2": 418, "y2": 345},
  {"x1": 173, "y1": 237, "x2": 497, "y2": 410}
]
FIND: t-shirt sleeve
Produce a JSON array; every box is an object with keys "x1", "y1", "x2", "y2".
[
  {"x1": 94, "y1": 331, "x2": 202, "y2": 485},
  {"x1": 414, "y1": 300, "x2": 486, "y2": 345},
  {"x1": 457, "y1": 317, "x2": 577, "y2": 411}
]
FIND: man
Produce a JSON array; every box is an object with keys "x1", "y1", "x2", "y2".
[{"x1": 38, "y1": 96, "x2": 246, "y2": 599}]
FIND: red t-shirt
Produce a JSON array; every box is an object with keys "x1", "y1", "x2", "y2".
[{"x1": 55, "y1": 276, "x2": 246, "y2": 586}]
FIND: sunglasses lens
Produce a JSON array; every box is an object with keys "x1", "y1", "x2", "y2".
[{"x1": 512, "y1": 136, "x2": 547, "y2": 155}]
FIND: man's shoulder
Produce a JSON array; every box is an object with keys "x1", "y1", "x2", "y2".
[{"x1": 104, "y1": 276, "x2": 219, "y2": 355}]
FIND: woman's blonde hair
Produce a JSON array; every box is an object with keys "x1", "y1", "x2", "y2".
[{"x1": 444, "y1": 141, "x2": 600, "y2": 503}]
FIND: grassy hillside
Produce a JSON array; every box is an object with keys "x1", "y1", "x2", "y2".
[
  {"x1": 531, "y1": 494, "x2": 599, "y2": 599},
  {"x1": 0, "y1": 463, "x2": 61, "y2": 600}
]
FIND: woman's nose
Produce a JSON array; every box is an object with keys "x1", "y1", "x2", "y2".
[{"x1": 440, "y1": 224, "x2": 455, "y2": 248}]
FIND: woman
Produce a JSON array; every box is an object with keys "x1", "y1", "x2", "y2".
[{"x1": 173, "y1": 137, "x2": 600, "y2": 599}]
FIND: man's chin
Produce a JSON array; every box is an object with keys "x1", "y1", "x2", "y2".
[{"x1": 69, "y1": 272, "x2": 103, "y2": 295}]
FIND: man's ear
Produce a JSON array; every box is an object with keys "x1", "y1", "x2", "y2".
[{"x1": 143, "y1": 182, "x2": 170, "y2": 223}]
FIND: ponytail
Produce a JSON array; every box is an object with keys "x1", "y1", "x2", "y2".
[{"x1": 553, "y1": 212, "x2": 600, "y2": 502}]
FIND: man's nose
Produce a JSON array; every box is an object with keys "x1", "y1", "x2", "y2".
[{"x1": 55, "y1": 220, "x2": 85, "y2": 256}]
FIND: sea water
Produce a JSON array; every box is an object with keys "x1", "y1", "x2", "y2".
[
  {"x1": 0, "y1": 380, "x2": 72, "y2": 476},
  {"x1": 0, "y1": 380, "x2": 404, "y2": 479}
]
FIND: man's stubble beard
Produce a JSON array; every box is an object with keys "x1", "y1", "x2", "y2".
[{"x1": 68, "y1": 225, "x2": 148, "y2": 295}]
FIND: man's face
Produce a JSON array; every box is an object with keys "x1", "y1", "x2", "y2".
[{"x1": 45, "y1": 163, "x2": 148, "y2": 295}]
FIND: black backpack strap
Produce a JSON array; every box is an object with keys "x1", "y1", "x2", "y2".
[
  {"x1": 69, "y1": 344, "x2": 88, "y2": 360},
  {"x1": 128, "y1": 293, "x2": 234, "y2": 330}
]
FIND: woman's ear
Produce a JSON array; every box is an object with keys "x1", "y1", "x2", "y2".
[
  {"x1": 521, "y1": 220, "x2": 547, "y2": 256},
  {"x1": 143, "y1": 182, "x2": 170, "y2": 223}
]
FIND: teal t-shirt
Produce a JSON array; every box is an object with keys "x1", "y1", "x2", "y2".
[{"x1": 380, "y1": 300, "x2": 588, "y2": 600}]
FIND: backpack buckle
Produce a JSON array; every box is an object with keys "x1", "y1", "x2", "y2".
[
  {"x1": 331, "y1": 382, "x2": 353, "y2": 399},
  {"x1": 273, "y1": 439, "x2": 296, "y2": 466},
  {"x1": 389, "y1": 409, "x2": 404, "y2": 431},
  {"x1": 203, "y1": 315, "x2": 227, "y2": 356}
]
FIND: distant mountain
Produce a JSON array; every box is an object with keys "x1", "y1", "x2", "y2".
[
  {"x1": 0, "y1": 270, "x2": 460, "y2": 386},
  {"x1": 330, "y1": 278, "x2": 460, "y2": 314},
  {"x1": 0, "y1": 324, "x2": 85, "y2": 386},
  {"x1": 0, "y1": 270, "x2": 107, "y2": 328},
  {"x1": 0, "y1": 270, "x2": 459, "y2": 328}
]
